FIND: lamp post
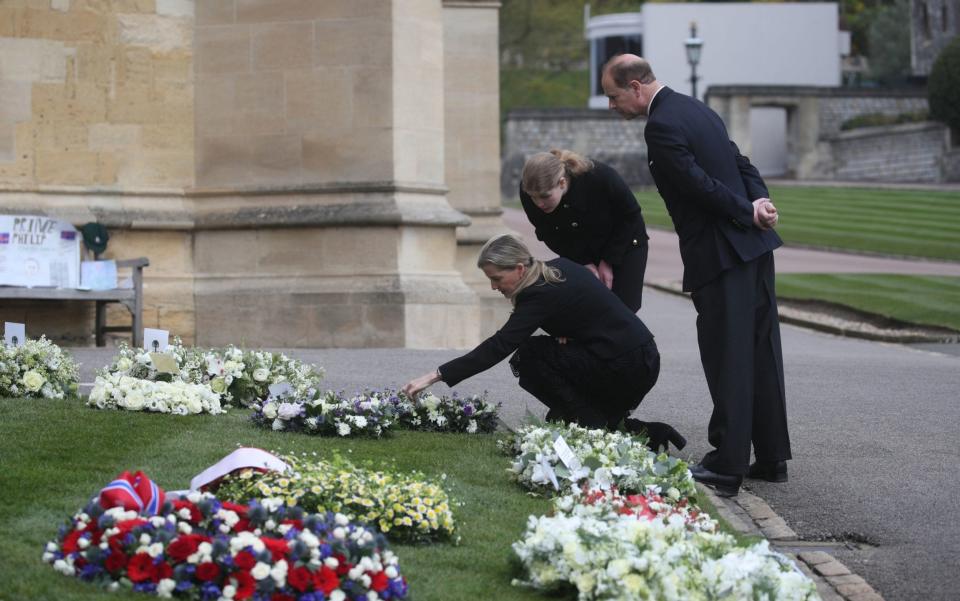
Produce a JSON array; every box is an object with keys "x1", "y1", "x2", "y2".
[{"x1": 684, "y1": 22, "x2": 703, "y2": 99}]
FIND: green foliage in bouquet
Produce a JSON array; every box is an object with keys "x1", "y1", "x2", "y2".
[
  {"x1": 216, "y1": 452, "x2": 457, "y2": 544},
  {"x1": 0, "y1": 336, "x2": 79, "y2": 399}
]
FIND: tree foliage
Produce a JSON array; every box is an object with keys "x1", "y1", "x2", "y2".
[
  {"x1": 499, "y1": 0, "x2": 639, "y2": 70},
  {"x1": 866, "y1": 0, "x2": 911, "y2": 84},
  {"x1": 928, "y1": 35, "x2": 960, "y2": 134}
]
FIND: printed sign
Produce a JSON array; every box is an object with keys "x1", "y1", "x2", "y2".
[
  {"x1": 0, "y1": 215, "x2": 80, "y2": 288},
  {"x1": 4, "y1": 322, "x2": 25, "y2": 347}
]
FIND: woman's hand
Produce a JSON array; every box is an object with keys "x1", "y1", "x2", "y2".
[
  {"x1": 402, "y1": 370, "x2": 442, "y2": 398},
  {"x1": 598, "y1": 260, "x2": 614, "y2": 289},
  {"x1": 584, "y1": 263, "x2": 600, "y2": 279}
]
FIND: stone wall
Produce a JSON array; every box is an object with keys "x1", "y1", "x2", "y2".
[
  {"x1": 0, "y1": 0, "x2": 195, "y2": 344},
  {"x1": 818, "y1": 94, "x2": 930, "y2": 137},
  {"x1": 0, "y1": 0, "x2": 507, "y2": 349},
  {"x1": 827, "y1": 122, "x2": 951, "y2": 182},
  {"x1": 0, "y1": 0, "x2": 194, "y2": 188},
  {"x1": 504, "y1": 87, "x2": 958, "y2": 189},
  {"x1": 501, "y1": 109, "x2": 650, "y2": 199}
]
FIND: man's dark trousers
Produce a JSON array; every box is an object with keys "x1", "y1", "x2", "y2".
[{"x1": 691, "y1": 251, "x2": 791, "y2": 475}]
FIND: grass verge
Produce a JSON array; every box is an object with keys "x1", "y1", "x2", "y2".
[
  {"x1": 0, "y1": 399, "x2": 554, "y2": 600},
  {"x1": 776, "y1": 273, "x2": 960, "y2": 332},
  {"x1": 635, "y1": 185, "x2": 960, "y2": 261}
]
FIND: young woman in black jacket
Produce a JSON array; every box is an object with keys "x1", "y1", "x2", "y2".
[
  {"x1": 402, "y1": 234, "x2": 683, "y2": 451},
  {"x1": 519, "y1": 150, "x2": 648, "y2": 312}
]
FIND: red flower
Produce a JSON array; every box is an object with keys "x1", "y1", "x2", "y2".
[
  {"x1": 104, "y1": 550, "x2": 129, "y2": 574},
  {"x1": 271, "y1": 594, "x2": 296, "y2": 601},
  {"x1": 127, "y1": 552, "x2": 157, "y2": 583},
  {"x1": 281, "y1": 519, "x2": 303, "y2": 531},
  {"x1": 234, "y1": 518, "x2": 252, "y2": 532},
  {"x1": 155, "y1": 560, "x2": 173, "y2": 582},
  {"x1": 196, "y1": 562, "x2": 221, "y2": 582},
  {"x1": 109, "y1": 518, "x2": 148, "y2": 549},
  {"x1": 334, "y1": 554, "x2": 350, "y2": 576},
  {"x1": 221, "y1": 501, "x2": 249, "y2": 518},
  {"x1": 229, "y1": 570, "x2": 256, "y2": 600},
  {"x1": 262, "y1": 536, "x2": 289, "y2": 562},
  {"x1": 172, "y1": 500, "x2": 203, "y2": 523},
  {"x1": 314, "y1": 566, "x2": 340, "y2": 595},
  {"x1": 61, "y1": 530, "x2": 83, "y2": 555},
  {"x1": 370, "y1": 571, "x2": 389, "y2": 593},
  {"x1": 166, "y1": 534, "x2": 204, "y2": 562},
  {"x1": 233, "y1": 550, "x2": 257, "y2": 570},
  {"x1": 287, "y1": 566, "x2": 312, "y2": 592}
]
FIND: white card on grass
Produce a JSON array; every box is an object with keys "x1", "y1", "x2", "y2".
[
  {"x1": 553, "y1": 435, "x2": 583, "y2": 472},
  {"x1": 143, "y1": 328, "x2": 169, "y2": 352},
  {"x1": 4, "y1": 322, "x2": 25, "y2": 347}
]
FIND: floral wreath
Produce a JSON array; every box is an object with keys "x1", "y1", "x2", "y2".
[{"x1": 44, "y1": 477, "x2": 407, "y2": 601}]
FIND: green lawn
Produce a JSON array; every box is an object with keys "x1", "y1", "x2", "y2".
[
  {"x1": 633, "y1": 185, "x2": 960, "y2": 331},
  {"x1": 636, "y1": 185, "x2": 960, "y2": 261},
  {"x1": 776, "y1": 274, "x2": 960, "y2": 332},
  {"x1": 0, "y1": 400, "x2": 558, "y2": 601}
]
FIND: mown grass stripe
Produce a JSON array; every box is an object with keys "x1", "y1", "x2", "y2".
[{"x1": 777, "y1": 274, "x2": 960, "y2": 330}]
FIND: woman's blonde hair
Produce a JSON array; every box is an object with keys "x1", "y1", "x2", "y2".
[
  {"x1": 477, "y1": 234, "x2": 564, "y2": 303},
  {"x1": 521, "y1": 149, "x2": 595, "y2": 196}
]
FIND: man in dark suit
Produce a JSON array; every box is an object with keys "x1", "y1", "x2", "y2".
[{"x1": 601, "y1": 54, "x2": 791, "y2": 496}]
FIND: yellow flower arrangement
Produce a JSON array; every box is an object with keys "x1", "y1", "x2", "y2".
[{"x1": 216, "y1": 452, "x2": 456, "y2": 544}]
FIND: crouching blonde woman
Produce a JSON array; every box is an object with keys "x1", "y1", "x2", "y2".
[{"x1": 402, "y1": 234, "x2": 684, "y2": 451}]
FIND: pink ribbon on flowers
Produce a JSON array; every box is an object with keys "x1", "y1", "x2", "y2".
[{"x1": 99, "y1": 470, "x2": 165, "y2": 515}]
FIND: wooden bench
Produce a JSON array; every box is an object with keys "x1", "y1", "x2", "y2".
[{"x1": 0, "y1": 257, "x2": 149, "y2": 347}]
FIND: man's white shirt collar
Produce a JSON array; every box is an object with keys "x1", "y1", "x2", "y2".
[{"x1": 648, "y1": 85, "x2": 666, "y2": 111}]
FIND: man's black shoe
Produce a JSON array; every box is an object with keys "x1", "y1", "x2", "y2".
[
  {"x1": 690, "y1": 463, "x2": 742, "y2": 497},
  {"x1": 747, "y1": 460, "x2": 788, "y2": 482}
]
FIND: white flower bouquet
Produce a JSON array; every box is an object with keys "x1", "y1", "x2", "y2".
[
  {"x1": 502, "y1": 422, "x2": 696, "y2": 498},
  {"x1": 91, "y1": 341, "x2": 325, "y2": 414},
  {"x1": 0, "y1": 336, "x2": 79, "y2": 399},
  {"x1": 512, "y1": 507, "x2": 818, "y2": 601},
  {"x1": 87, "y1": 373, "x2": 225, "y2": 415}
]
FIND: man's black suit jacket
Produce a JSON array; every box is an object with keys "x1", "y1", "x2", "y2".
[
  {"x1": 644, "y1": 86, "x2": 782, "y2": 291},
  {"x1": 439, "y1": 258, "x2": 653, "y2": 387}
]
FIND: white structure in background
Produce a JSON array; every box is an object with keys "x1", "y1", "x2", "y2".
[{"x1": 586, "y1": 3, "x2": 851, "y2": 176}]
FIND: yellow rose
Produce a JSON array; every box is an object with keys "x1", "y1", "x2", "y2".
[
  {"x1": 210, "y1": 377, "x2": 227, "y2": 393},
  {"x1": 22, "y1": 370, "x2": 45, "y2": 393}
]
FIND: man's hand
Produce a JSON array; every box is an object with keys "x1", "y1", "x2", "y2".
[
  {"x1": 752, "y1": 198, "x2": 779, "y2": 230},
  {"x1": 597, "y1": 260, "x2": 614, "y2": 289}
]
